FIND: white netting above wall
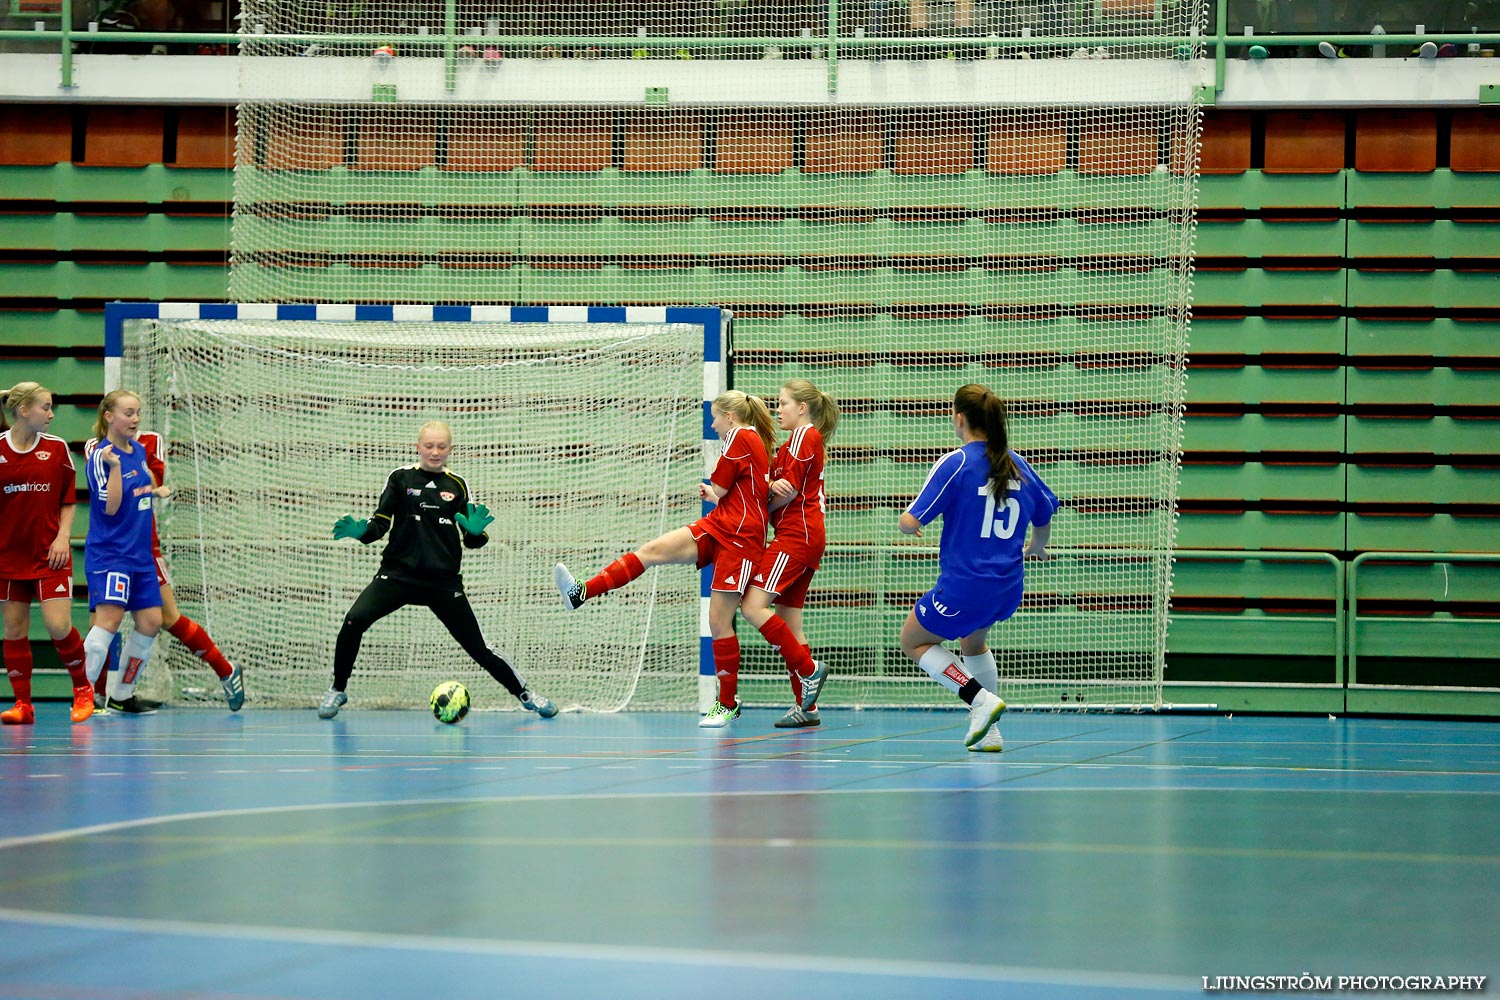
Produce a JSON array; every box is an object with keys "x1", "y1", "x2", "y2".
[{"x1": 230, "y1": 0, "x2": 1206, "y2": 709}]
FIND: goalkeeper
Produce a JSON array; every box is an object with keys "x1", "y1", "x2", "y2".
[{"x1": 319, "y1": 421, "x2": 557, "y2": 721}]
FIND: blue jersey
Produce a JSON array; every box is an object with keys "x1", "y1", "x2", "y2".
[
  {"x1": 85, "y1": 438, "x2": 157, "y2": 573},
  {"x1": 906, "y1": 445, "x2": 1058, "y2": 598}
]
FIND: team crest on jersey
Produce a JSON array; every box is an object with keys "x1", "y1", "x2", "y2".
[
  {"x1": 35, "y1": 450, "x2": 50, "y2": 461},
  {"x1": 440, "y1": 491, "x2": 455, "y2": 502}
]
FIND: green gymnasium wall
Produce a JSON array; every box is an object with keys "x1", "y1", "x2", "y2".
[{"x1": 1, "y1": 102, "x2": 1497, "y2": 714}]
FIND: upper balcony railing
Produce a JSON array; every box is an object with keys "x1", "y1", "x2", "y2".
[{"x1": 4, "y1": 0, "x2": 1500, "y2": 98}]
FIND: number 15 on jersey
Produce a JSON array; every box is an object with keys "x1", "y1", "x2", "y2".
[{"x1": 978, "y1": 483, "x2": 1021, "y2": 540}]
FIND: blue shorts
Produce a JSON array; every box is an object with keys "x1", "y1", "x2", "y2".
[
  {"x1": 912, "y1": 583, "x2": 1022, "y2": 641},
  {"x1": 88, "y1": 567, "x2": 163, "y2": 612}
]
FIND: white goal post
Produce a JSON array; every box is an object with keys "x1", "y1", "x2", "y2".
[{"x1": 104, "y1": 301, "x2": 727, "y2": 712}]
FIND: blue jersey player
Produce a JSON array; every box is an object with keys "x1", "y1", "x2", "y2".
[
  {"x1": 898, "y1": 384, "x2": 1057, "y2": 752},
  {"x1": 82, "y1": 389, "x2": 165, "y2": 714}
]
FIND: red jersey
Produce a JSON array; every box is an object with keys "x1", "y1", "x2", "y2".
[
  {"x1": 702, "y1": 425, "x2": 769, "y2": 557},
  {"x1": 87, "y1": 432, "x2": 166, "y2": 554},
  {"x1": 769, "y1": 424, "x2": 827, "y2": 565},
  {"x1": 0, "y1": 429, "x2": 77, "y2": 579}
]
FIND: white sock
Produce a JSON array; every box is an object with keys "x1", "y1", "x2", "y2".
[
  {"x1": 917, "y1": 645, "x2": 969, "y2": 695},
  {"x1": 108, "y1": 631, "x2": 156, "y2": 701},
  {"x1": 964, "y1": 650, "x2": 998, "y2": 694},
  {"x1": 83, "y1": 626, "x2": 115, "y2": 685}
]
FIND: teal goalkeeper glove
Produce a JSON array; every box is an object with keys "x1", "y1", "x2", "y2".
[
  {"x1": 332, "y1": 514, "x2": 368, "y2": 540},
  {"x1": 455, "y1": 502, "x2": 493, "y2": 536}
]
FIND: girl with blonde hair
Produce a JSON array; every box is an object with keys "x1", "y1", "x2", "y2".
[
  {"x1": 0, "y1": 382, "x2": 95, "y2": 724},
  {"x1": 739, "y1": 379, "x2": 840, "y2": 727}
]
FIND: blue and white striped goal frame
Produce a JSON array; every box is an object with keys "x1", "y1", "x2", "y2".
[{"x1": 105, "y1": 301, "x2": 730, "y2": 711}]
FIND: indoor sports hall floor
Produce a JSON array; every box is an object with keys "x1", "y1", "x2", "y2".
[{"x1": 1, "y1": 707, "x2": 1497, "y2": 1000}]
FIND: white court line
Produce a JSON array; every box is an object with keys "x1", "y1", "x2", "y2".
[{"x1": 0, "y1": 904, "x2": 1194, "y2": 994}]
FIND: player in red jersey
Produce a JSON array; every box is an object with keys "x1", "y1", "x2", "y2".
[
  {"x1": 553, "y1": 390, "x2": 777, "y2": 727},
  {"x1": 1, "y1": 382, "x2": 96, "y2": 724},
  {"x1": 84, "y1": 431, "x2": 244, "y2": 713},
  {"x1": 740, "y1": 379, "x2": 839, "y2": 728}
]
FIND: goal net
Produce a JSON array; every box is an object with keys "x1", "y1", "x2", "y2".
[
  {"x1": 113, "y1": 305, "x2": 716, "y2": 711},
  {"x1": 229, "y1": 1, "x2": 1206, "y2": 709}
]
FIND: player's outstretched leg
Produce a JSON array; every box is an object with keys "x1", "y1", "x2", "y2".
[{"x1": 556, "y1": 551, "x2": 650, "y2": 613}]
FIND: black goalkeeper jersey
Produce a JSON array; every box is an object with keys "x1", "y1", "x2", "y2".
[{"x1": 358, "y1": 465, "x2": 486, "y2": 587}]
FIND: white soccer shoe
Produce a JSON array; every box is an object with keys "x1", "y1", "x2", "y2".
[
  {"x1": 968, "y1": 724, "x2": 1004, "y2": 753},
  {"x1": 963, "y1": 689, "x2": 1006, "y2": 748}
]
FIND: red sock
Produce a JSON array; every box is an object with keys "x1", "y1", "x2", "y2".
[
  {"x1": 4, "y1": 638, "x2": 33, "y2": 704},
  {"x1": 168, "y1": 615, "x2": 233, "y2": 679},
  {"x1": 756, "y1": 615, "x2": 814, "y2": 676},
  {"x1": 54, "y1": 628, "x2": 89, "y2": 687},
  {"x1": 586, "y1": 552, "x2": 645, "y2": 600},
  {"x1": 711, "y1": 636, "x2": 740, "y2": 707}
]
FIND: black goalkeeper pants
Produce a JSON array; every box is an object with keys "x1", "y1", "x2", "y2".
[{"x1": 333, "y1": 573, "x2": 525, "y2": 697}]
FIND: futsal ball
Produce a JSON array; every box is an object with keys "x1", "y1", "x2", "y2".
[{"x1": 430, "y1": 681, "x2": 470, "y2": 724}]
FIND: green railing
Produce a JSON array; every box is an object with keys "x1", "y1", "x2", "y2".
[
  {"x1": 6, "y1": 0, "x2": 1500, "y2": 99},
  {"x1": 1172, "y1": 548, "x2": 1346, "y2": 686},
  {"x1": 1348, "y1": 551, "x2": 1500, "y2": 691}
]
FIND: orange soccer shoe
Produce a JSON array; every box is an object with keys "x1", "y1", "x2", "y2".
[
  {"x1": 1, "y1": 701, "x2": 35, "y2": 725},
  {"x1": 70, "y1": 685, "x2": 96, "y2": 723}
]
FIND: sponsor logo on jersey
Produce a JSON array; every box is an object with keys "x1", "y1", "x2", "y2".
[
  {"x1": 438, "y1": 517, "x2": 453, "y2": 525},
  {"x1": 406, "y1": 488, "x2": 423, "y2": 496},
  {"x1": 3, "y1": 482, "x2": 50, "y2": 493},
  {"x1": 0, "y1": 455, "x2": 7, "y2": 463},
  {"x1": 425, "y1": 481, "x2": 437, "y2": 489},
  {"x1": 440, "y1": 491, "x2": 455, "y2": 502}
]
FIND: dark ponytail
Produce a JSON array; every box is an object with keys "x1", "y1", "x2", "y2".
[{"x1": 953, "y1": 383, "x2": 1019, "y2": 498}]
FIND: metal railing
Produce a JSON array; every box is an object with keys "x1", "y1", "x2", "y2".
[
  {"x1": 5, "y1": 0, "x2": 1500, "y2": 98},
  {"x1": 1347, "y1": 551, "x2": 1500, "y2": 689},
  {"x1": 1172, "y1": 548, "x2": 1345, "y2": 684}
]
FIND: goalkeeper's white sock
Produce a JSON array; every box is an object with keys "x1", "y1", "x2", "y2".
[
  {"x1": 83, "y1": 626, "x2": 115, "y2": 686},
  {"x1": 964, "y1": 650, "x2": 998, "y2": 694},
  {"x1": 107, "y1": 631, "x2": 156, "y2": 702}
]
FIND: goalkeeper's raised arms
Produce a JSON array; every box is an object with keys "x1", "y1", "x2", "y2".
[
  {"x1": 333, "y1": 515, "x2": 368, "y2": 541},
  {"x1": 455, "y1": 502, "x2": 493, "y2": 537}
]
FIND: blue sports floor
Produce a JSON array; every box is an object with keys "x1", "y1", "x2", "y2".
[{"x1": 1, "y1": 707, "x2": 1497, "y2": 1000}]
